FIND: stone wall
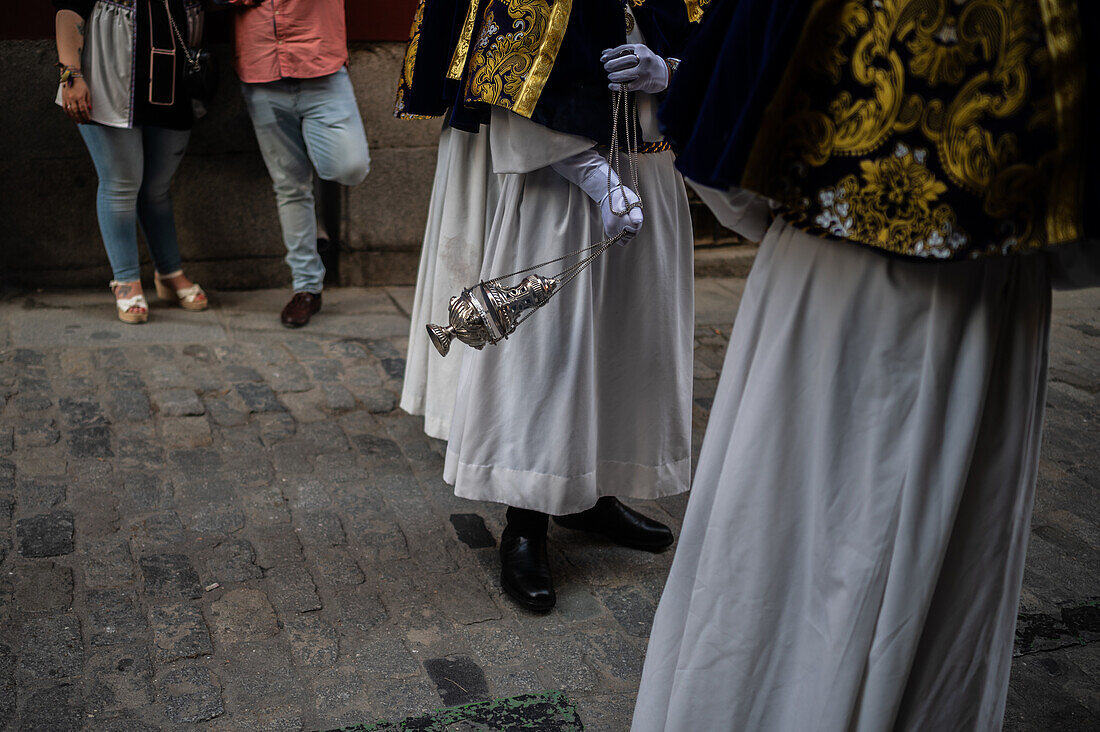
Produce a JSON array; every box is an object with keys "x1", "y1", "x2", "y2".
[{"x1": 0, "y1": 40, "x2": 440, "y2": 290}]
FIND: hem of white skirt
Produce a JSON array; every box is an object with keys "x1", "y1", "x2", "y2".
[
  {"x1": 398, "y1": 395, "x2": 452, "y2": 442},
  {"x1": 444, "y1": 453, "x2": 691, "y2": 516}
]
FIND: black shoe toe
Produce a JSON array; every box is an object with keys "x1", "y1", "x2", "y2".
[{"x1": 500, "y1": 528, "x2": 556, "y2": 611}]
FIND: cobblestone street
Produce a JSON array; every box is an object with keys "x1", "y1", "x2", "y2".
[{"x1": 0, "y1": 281, "x2": 1096, "y2": 731}]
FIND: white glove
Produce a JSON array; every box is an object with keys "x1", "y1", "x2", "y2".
[
  {"x1": 551, "y1": 148, "x2": 644, "y2": 244},
  {"x1": 600, "y1": 43, "x2": 670, "y2": 94}
]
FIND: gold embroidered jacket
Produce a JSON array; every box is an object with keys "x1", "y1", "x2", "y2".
[{"x1": 742, "y1": 0, "x2": 1085, "y2": 260}]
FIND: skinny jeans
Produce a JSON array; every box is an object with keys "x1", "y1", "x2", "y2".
[
  {"x1": 78, "y1": 123, "x2": 191, "y2": 283},
  {"x1": 241, "y1": 67, "x2": 370, "y2": 294}
]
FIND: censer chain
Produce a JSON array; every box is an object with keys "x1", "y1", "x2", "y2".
[{"x1": 485, "y1": 84, "x2": 641, "y2": 291}]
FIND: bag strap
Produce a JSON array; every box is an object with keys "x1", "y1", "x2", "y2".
[{"x1": 161, "y1": 0, "x2": 199, "y2": 68}]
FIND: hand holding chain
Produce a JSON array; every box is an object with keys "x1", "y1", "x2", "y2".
[{"x1": 426, "y1": 85, "x2": 643, "y2": 357}]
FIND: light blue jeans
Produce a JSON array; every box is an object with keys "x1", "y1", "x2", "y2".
[
  {"x1": 241, "y1": 67, "x2": 371, "y2": 293},
  {"x1": 78, "y1": 123, "x2": 191, "y2": 283}
]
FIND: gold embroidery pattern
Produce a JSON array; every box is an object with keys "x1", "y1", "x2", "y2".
[
  {"x1": 448, "y1": 0, "x2": 483, "y2": 81},
  {"x1": 464, "y1": 0, "x2": 573, "y2": 118},
  {"x1": 394, "y1": 0, "x2": 429, "y2": 119},
  {"x1": 685, "y1": 0, "x2": 711, "y2": 23},
  {"x1": 744, "y1": 0, "x2": 1083, "y2": 259}
]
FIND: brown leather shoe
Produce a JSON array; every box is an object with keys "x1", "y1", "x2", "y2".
[{"x1": 281, "y1": 292, "x2": 322, "y2": 328}]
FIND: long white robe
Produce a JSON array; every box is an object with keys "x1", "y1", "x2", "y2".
[
  {"x1": 401, "y1": 126, "x2": 497, "y2": 440},
  {"x1": 633, "y1": 213, "x2": 1052, "y2": 731},
  {"x1": 442, "y1": 107, "x2": 695, "y2": 516}
]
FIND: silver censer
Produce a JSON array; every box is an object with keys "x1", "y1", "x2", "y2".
[
  {"x1": 427, "y1": 274, "x2": 558, "y2": 356},
  {"x1": 425, "y1": 86, "x2": 641, "y2": 358}
]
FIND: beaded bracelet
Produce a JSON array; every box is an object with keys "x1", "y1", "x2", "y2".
[{"x1": 57, "y1": 64, "x2": 84, "y2": 87}]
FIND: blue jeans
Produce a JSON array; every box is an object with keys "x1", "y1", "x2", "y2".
[
  {"x1": 241, "y1": 67, "x2": 371, "y2": 293},
  {"x1": 78, "y1": 124, "x2": 191, "y2": 283}
]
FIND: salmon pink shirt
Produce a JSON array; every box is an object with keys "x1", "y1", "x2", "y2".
[{"x1": 226, "y1": 0, "x2": 348, "y2": 83}]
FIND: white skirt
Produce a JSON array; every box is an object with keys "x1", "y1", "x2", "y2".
[
  {"x1": 633, "y1": 217, "x2": 1052, "y2": 731},
  {"x1": 400, "y1": 126, "x2": 497, "y2": 440},
  {"x1": 444, "y1": 150, "x2": 695, "y2": 515}
]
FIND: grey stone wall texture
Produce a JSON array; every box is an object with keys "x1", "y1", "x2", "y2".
[{"x1": 0, "y1": 41, "x2": 442, "y2": 290}]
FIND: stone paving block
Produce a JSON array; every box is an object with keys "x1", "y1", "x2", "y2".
[
  {"x1": 279, "y1": 389, "x2": 328, "y2": 423},
  {"x1": 81, "y1": 539, "x2": 135, "y2": 589},
  {"x1": 223, "y1": 454, "x2": 275, "y2": 487},
  {"x1": 205, "y1": 394, "x2": 249, "y2": 428},
  {"x1": 152, "y1": 389, "x2": 205, "y2": 417},
  {"x1": 336, "y1": 584, "x2": 388, "y2": 636},
  {"x1": 530, "y1": 635, "x2": 599, "y2": 693},
  {"x1": 115, "y1": 431, "x2": 165, "y2": 466},
  {"x1": 265, "y1": 564, "x2": 322, "y2": 614},
  {"x1": 0, "y1": 643, "x2": 13, "y2": 727},
  {"x1": 16, "y1": 418, "x2": 60, "y2": 448},
  {"x1": 258, "y1": 412, "x2": 298, "y2": 445},
  {"x1": 321, "y1": 384, "x2": 357, "y2": 412},
  {"x1": 209, "y1": 589, "x2": 279, "y2": 645},
  {"x1": 18, "y1": 682, "x2": 83, "y2": 731},
  {"x1": 352, "y1": 634, "x2": 430, "y2": 683},
  {"x1": 58, "y1": 397, "x2": 108, "y2": 428},
  {"x1": 18, "y1": 614, "x2": 83, "y2": 681},
  {"x1": 294, "y1": 510, "x2": 347, "y2": 547},
  {"x1": 583, "y1": 631, "x2": 646, "y2": 686},
  {"x1": 110, "y1": 389, "x2": 152, "y2": 421},
  {"x1": 106, "y1": 370, "x2": 145, "y2": 390},
  {"x1": 86, "y1": 589, "x2": 147, "y2": 647},
  {"x1": 203, "y1": 538, "x2": 263, "y2": 584},
  {"x1": 484, "y1": 668, "x2": 544, "y2": 699},
  {"x1": 298, "y1": 420, "x2": 352, "y2": 452},
  {"x1": 308, "y1": 546, "x2": 366, "y2": 588},
  {"x1": 261, "y1": 363, "x2": 313, "y2": 394},
  {"x1": 169, "y1": 446, "x2": 222, "y2": 478},
  {"x1": 437, "y1": 573, "x2": 502, "y2": 626},
  {"x1": 69, "y1": 425, "x2": 114, "y2": 458},
  {"x1": 140, "y1": 554, "x2": 201, "y2": 600},
  {"x1": 308, "y1": 666, "x2": 371, "y2": 719},
  {"x1": 83, "y1": 646, "x2": 155, "y2": 718},
  {"x1": 146, "y1": 364, "x2": 188, "y2": 390},
  {"x1": 183, "y1": 503, "x2": 245, "y2": 536},
  {"x1": 424, "y1": 655, "x2": 491, "y2": 707},
  {"x1": 284, "y1": 613, "x2": 338, "y2": 669},
  {"x1": 158, "y1": 664, "x2": 225, "y2": 724},
  {"x1": 286, "y1": 479, "x2": 332, "y2": 511},
  {"x1": 15, "y1": 477, "x2": 66, "y2": 513},
  {"x1": 14, "y1": 393, "x2": 52, "y2": 412},
  {"x1": 362, "y1": 674, "x2": 441, "y2": 722},
  {"x1": 0, "y1": 426, "x2": 12, "y2": 455},
  {"x1": 241, "y1": 484, "x2": 290, "y2": 525},
  {"x1": 463, "y1": 624, "x2": 530, "y2": 668},
  {"x1": 120, "y1": 473, "x2": 173, "y2": 513},
  {"x1": 224, "y1": 365, "x2": 262, "y2": 383},
  {"x1": 129, "y1": 512, "x2": 186, "y2": 550},
  {"x1": 600, "y1": 586, "x2": 657, "y2": 638},
  {"x1": 149, "y1": 604, "x2": 213, "y2": 664},
  {"x1": 250, "y1": 526, "x2": 304, "y2": 570},
  {"x1": 236, "y1": 383, "x2": 287, "y2": 413},
  {"x1": 17, "y1": 511, "x2": 74, "y2": 557},
  {"x1": 308, "y1": 359, "x2": 343, "y2": 382},
  {"x1": 14, "y1": 562, "x2": 73, "y2": 613},
  {"x1": 159, "y1": 416, "x2": 212, "y2": 449}
]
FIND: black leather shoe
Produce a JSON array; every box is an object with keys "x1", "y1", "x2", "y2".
[
  {"x1": 500, "y1": 524, "x2": 556, "y2": 612},
  {"x1": 554, "y1": 497, "x2": 674, "y2": 552}
]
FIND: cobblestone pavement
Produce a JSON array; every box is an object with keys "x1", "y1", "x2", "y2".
[{"x1": 0, "y1": 282, "x2": 1096, "y2": 731}]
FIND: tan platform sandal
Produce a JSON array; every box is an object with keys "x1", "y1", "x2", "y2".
[
  {"x1": 154, "y1": 270, "x2": 208, "y2": 311},
  {"x1": 109, "y1": 280, "x2": 149, "y2": 324}
]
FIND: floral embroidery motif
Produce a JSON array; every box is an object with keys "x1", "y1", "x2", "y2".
[
  {"x1": 393, "y1": 0, "x2": 427, "y2": 119},
  {"x1": 743, "y1": 0, "x2": 1084, "y2": 260}
]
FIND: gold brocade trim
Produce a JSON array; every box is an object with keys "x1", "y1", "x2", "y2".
[
  {"x1": 598, "y1": 140, "x2": 672, "y2": 155},
  {"x1": 463, "y1": 0, "x2": 573, "y2": 119},
  {"x1": 448, "y1": 0, "x2": 483, "y2": 82},
  {"x1": 685, "y1": 0, "x2": 711, "y2": 23},
  {"x1": 513, "y1": 0, "x2": 572, "y2": 116},
  {"x1": 393, "y1": 0, "x2": 429, "y2": 119},
  {"x1": 1037, "y1": 0, "x2": 1084, "y2": 244}
]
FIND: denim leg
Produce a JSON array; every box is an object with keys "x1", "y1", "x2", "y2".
[
  {"x1": 299, "y1": 68, "x2": 370, "y2": 186},
  {"x1": 137, "y1": 126, "x2": 191, "y2": 276},
  {"x1": 241, "y1": 80, "x2": 325, "y2": 294},
  {"x1": 78, "y1": 124, "x2": 145, "y2": 282}
]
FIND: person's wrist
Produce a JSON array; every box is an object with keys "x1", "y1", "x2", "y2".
[{"x1": 58, "y1": 64, "x2": 83, "y2": 87}]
